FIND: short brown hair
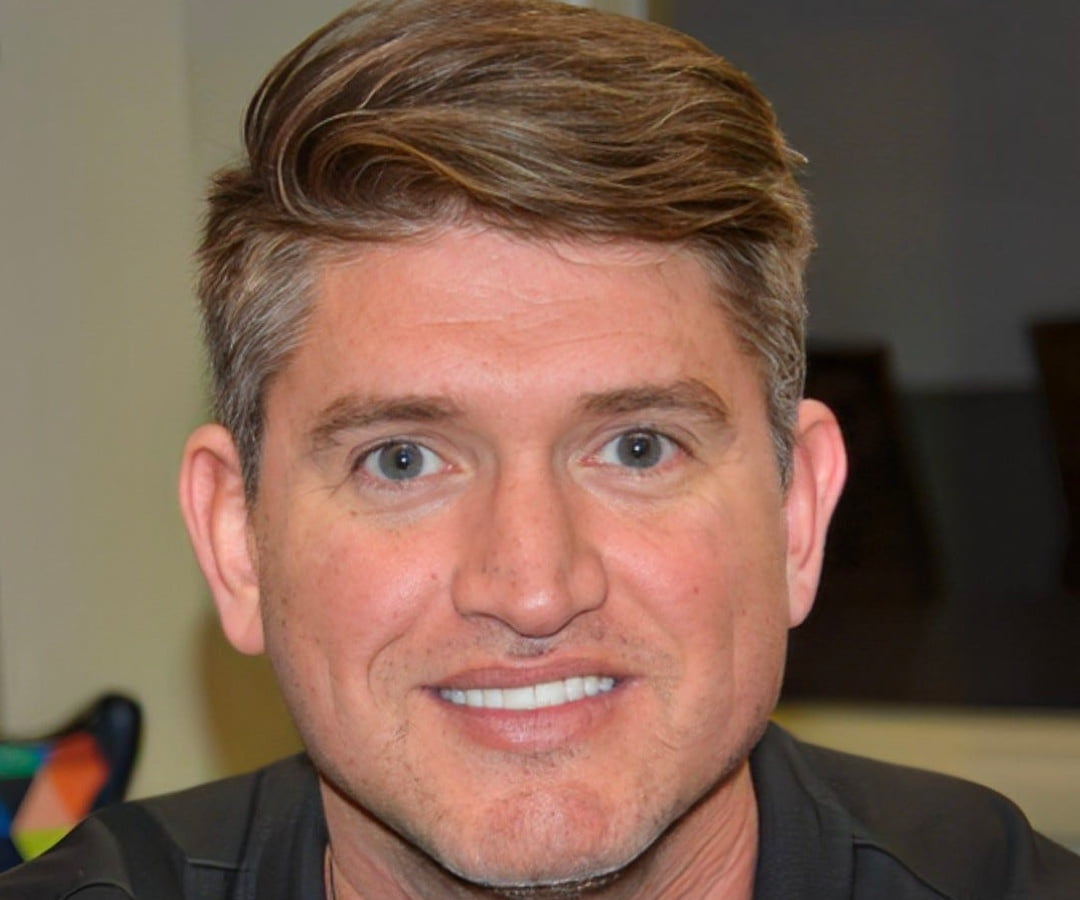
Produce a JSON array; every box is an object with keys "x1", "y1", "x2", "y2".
[{"x1": 197, "y1": 0, "x2": 812, "y2": 499}]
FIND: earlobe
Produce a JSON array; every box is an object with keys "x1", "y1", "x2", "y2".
[
  {"x1": 178, "y1": 424, "x2": 265, "y2": 655},
  {"x1": 784, "y1": 399, "x2": 847, "y2": 628}
]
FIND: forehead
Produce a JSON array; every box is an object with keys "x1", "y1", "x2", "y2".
[
  {"x1": 312, "y1": 229, "x2": 726, "y2": 335},
  {"x1": 283, "y1": 228, "x2": 755, "y2": 410}
]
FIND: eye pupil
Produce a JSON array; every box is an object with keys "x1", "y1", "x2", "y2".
[
  {"x1": 617, "y1": 432, "x2": 662, "y2": 468},
  {"x1": 377, "y1": 442, "x2": 424, "y2": 480}
]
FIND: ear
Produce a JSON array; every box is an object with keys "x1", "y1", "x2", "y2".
[
  {"x1": 178, "y1": 424, "x2": 265, "y2": 655},
  {"x1": 783, "y1": 399, "x2": 847, "y2": 628}
]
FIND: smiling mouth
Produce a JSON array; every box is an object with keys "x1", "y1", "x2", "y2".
[{"x1": 438, "y1": 675, "x2": 617, "y2": 711}]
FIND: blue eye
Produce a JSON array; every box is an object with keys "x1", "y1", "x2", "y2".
[
  {"x1": 361, "y1": 441, "x2": 442, "y2": 481},
  {"x1": 598, "y1": 430, "x2": 676, "y2": 469}
]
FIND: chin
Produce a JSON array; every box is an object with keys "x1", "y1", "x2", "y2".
[{"x1": 421, "y1": 783, "x2": 666, "y2": 892}]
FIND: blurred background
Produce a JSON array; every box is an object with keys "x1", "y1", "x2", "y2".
[{"x1": 2, "y1": 0, "x2": 1078, "y2": 849}]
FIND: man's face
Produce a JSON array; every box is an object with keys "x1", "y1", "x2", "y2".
[{"x1": 248, "y1": 228, "x2": 803, "y2": 886}]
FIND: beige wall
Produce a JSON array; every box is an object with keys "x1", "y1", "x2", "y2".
[
  {"x1": 0, "y1": 0, "x2": 321, "y2": 795},
  {"x1": 1, "y1": 0, "x2": 212, "y2": 796}
]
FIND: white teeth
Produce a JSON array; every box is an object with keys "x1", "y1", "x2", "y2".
[
  {"x1": 502, "y1": 686, "x2": 535, "y2": 710},
  {"x1": 440, "y1": 675, "x2": 616, "y2": 711},
  {"x1": 534, "y1": 679, "x2": 567, "y2": 707}
]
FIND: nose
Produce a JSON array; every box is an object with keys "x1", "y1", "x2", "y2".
[{"x1": 450, "y1": 463, "x2": 608, "y2": 637}]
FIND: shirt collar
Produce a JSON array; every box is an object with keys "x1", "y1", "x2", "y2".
[{"x1": 751, "y1": 722, "x2": 855, "y2": 900}]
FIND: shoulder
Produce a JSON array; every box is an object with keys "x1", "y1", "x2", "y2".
[
  {"x1": 137, "y1": 753, "x2": 318, "y2": 866},
  {"x1": 754, "y1": 723, "x2": 1080, "y2": 899},
  {"x1": 0, "y1": 755, "x2": 318, "y2": 900}
]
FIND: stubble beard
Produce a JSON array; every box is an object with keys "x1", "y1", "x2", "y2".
[{"x1": 318, "y1": 725, "x2": 762, "y2": 900}]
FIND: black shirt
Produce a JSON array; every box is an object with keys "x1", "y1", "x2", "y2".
[{"x1": 2, "y1": 724, "x2": 1078, "y2": 898}]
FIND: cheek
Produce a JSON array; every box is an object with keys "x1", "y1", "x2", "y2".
[
  {"x1": 612, "y1": 496, "x2": 788, "y2": 627},
  {"x1": 256, "y1": 513, "x2": 449, "y2": 704},
  {"x1": 606, "y1": 499, "x2": 790, "y2": 715}
]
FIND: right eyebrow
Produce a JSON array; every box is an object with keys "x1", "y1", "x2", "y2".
[{"x1": 308, "y1": 393, "x2": 462, "y2": 453}]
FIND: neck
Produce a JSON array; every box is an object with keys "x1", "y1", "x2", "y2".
[{"x1": 321, "y1": 763, "x2": 758, "y2": 900}]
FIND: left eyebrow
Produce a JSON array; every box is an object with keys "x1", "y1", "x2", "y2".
[{"x1": 577, "y1": 379, "x2": 731, "y2": 427}]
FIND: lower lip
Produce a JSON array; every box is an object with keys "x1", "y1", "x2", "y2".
[{"x1": 430, "y1": 682, "x2": 627, "y2": 753}]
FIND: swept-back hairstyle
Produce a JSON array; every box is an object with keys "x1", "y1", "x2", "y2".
[{"x1": 197, "y1": 0, "x2": 812, "y2": 499}]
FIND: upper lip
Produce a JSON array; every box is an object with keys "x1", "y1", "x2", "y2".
[{"x1": 431, "y1": 659, "x2": 628, "y2": 691}]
